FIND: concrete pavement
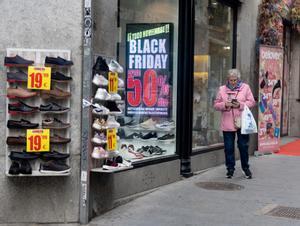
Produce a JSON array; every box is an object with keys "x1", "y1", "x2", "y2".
[{"x1": 90, "y1": 138, "x2": 300, "y2": 226}]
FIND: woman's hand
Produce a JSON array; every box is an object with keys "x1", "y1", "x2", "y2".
[
  {"x1": 225, "y1": 101, "x2": 233, "y2": 108},
  {"x1": 231, "y1": 100, "x2": 240, "y2": 108}
]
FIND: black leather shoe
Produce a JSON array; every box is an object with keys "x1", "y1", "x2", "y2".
[
  {"x1": 7, "y1": 71, "x2": 28, "y2": 82},
  {"x1": 9, "y1": 161, "x2": 20, "y2": 175},
  {"x1": 9, "y1": 151, "x2": 39, "y2": 161},
  {"x1": 19, "y1": 160, "x2": 32, "y2": 174},
  {"x1": 8, "y1": 101, "x2": 39, "y2": 115},
  {"x1": 4, "y1": 55, "x2": 34, "y2": 67},
  {"x1": 39, "y1": 102, "x2": 70, "y2": 114},
  {"x1": 51, "y1": 72, "x2": 72, "y2": 82},
  {"x1": 45, "y1": 56, "x2": 73, "y2": 66},
  {"x1": 40, "y1": 151, "x2": 70, "y2": 160},
  {"x1": 7, "y1": 119, "x2": 39, "y2": 129},
  {"x1": 93, "y1": 56, "x2": 109, "y2": 73}
]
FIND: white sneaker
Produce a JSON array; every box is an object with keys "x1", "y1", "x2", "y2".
[
  {"x1": 106, "y1": 115, "x2": 120, "y2": 128},
  {"x1": 92, "y1": 103, "x2": 110, "y2": 115},
  {"x1": 118, "y1": 78, "x2": 124, "y2": 88},
  {"x1": 108, "y1": 60, "x2": 124, "y2": 73},
  {"x1": 92, "y1": 74, "x2": 108, "y2": 86},
  {"x1": 92, "y1": 118, "x2": 107, "y2": 130},
  {"x1": 91, "y1": 132, "x2": 107, "y2": 144},
  {"x1": 95, "y1": 88, "x2": 109, "y2": 100},
  {"x1": 139, "y1": 118, "x2": 156, "y2": 130},
  {"x1": 91, "y1": 146, "x2": 108, "y2": 159},
  {"x1": 155, "y1": 120, "x2": 175, "y2": 131},
  {"x1": 108, "y1": 93, "x2": 122, "y2": 101}
]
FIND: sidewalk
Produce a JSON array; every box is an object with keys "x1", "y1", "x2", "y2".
[{"x1": 90, "y1": 137, "x2": 300, "y2": 226}]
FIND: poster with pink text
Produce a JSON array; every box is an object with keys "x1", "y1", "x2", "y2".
[{"x1": 258, "y1": 46, "x2": 283, "y2": 152}]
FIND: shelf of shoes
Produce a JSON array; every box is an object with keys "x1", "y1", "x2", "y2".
[
  {"x1": 116, "y1": 117, "x2": 176, "y2": 163},
  {"x1": 89, "y1": 55, "x2": 132, "y2": 173},
  {"x1": 5, "y1": 48, "x2": 72, "y2": 176}
]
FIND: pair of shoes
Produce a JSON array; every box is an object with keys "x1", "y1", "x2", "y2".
[
  {"x1": 40, "y1": 160, "x2": 71, "y2": 174},
  {"x1": 42, "y1": 117, "x2": 70, "y2": 129},
  {"x1": 40, "y1": 87, "x2": 71, "y2": 99},
  {"x1": 136, "y1": 145, "x2": 166, "y2": 157},
  {"x1": 50, "y1": 134, "x2": 71, "y2": 144},
  {"x1": 141, "y1": 132, "x2": 157, "y2": 140},
  {"x1": 91, "y1": 146, "x2": 108, "y2": 159},
  {"x1": 8, "y1": 160, "x2": 32, "y2": 175},
  {"x1": 243, "y1": 168, "x2": 252, "y2": 179},
  {"x1": 40, "y1": 151, "x2": 70, "y2": 161},
  {"x1": 7, "y1": 119, "x2": 39, "y2": 129},
  {"x1": 51, "y1": 72, "x2": 72, "y2": 82},
  {"x1": 91, "y1": 132, "x2": 107, "y2": 144},
  {"x1": 45, "y1": 56, "x2": 73, "y2": 67},
  {"x1": 9, "y1": 151, "x2": 39, "y2": 161},
  {"x1": 7, "y1": 87, "x2": 37, "y2": 99},
  {"x1": 95, "y1": 88, "x2": 121, "y2": 101},
  {"x1": 92, "y1": 103, "x2": 110, "y2": 115},
  {"x1": 5, "y1": 55, "x2": 34, "y2": 67},
  {"x1": 8, "y1": 101, "x2": 39, "y2": 115},
  {"x1": 157, "y1": 133, "x2": 175, "y2": 141},
  {"x1": 226, "y1": 169, "x2": 234, "y2": 178},
  {"x1": 155, "y1": 120, "x2": 175, "y2": 131},
  {"x1": 39, "y1": 102, "x2": 70, "y2": 114},
  {"x1": 6, "y1": 136, "x2": 26, "y2": 145},
  {"x1": 7, "y1": 71, "x2": 28, "y2": 82}
]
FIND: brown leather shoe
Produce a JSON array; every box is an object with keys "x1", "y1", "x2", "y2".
[
  {"x1": 6, "y1": 136, "x2": 26, "y2": 145},
  {"x1": 50, "y1": 134, "x2": 71, "y2": 144},
  {"x1": 7, "y1": 87, "x2": 37, "y2": 99},
  {"x1": 40, "y1": 87, "x2": 71, "y2": 99}
]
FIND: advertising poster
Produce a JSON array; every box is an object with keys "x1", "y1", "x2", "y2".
[
  {"x1": 258, "y1": 46, "x2": 283, "y2": 152},
  {"x1": 125, "y1": 23, "x2": 173, "y2": 117}
]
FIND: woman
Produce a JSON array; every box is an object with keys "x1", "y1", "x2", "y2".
[{"x1": 214, "y1": 69, "x2": 256, "y2": 179}]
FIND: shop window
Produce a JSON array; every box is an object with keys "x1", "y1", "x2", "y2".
[
  {"x1": 192, "y1": 0, "x2": 233, "y2": 150},
  {"x1": 90, "y1": 0, "x2": 179, "y2": 163}
]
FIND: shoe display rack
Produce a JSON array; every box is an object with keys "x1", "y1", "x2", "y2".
[
  {"x1": 89, "y1": 55, "x2": 176, "y2": 173},
  {"x1": 89, "y1": 54, "x2": 132, "y2": 173},
  {"x1": 5, "y1": 48, "x2": 72, "y2": 176}
]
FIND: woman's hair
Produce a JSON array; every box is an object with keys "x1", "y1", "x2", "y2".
[{"x1": 227, "y1": 69, "x2": 241, "y2": 79}]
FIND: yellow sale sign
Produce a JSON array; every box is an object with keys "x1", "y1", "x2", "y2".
[
  {"x1": 108, "y1": 72, "x2": 118, "y2": 93},
  {"x1": 26, "y1": 129, "x2": 50, "y2": 152},
  {"x1": 106, "y1": 128, "x2": 117, "y2": 151},
  {"x1": 27, "y1": 66, "x2": 51, "y2": 90}
]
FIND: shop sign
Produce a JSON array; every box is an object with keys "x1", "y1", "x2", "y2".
[
  {"x1": 108, "y1": 72, "x2": 118, "y2": 93},
  {"x1": 26, "y1": 129, "x2": 50, "y2": 152},
  {"x1": 106, "y1": 128, "x2": 117, "y2": 151},
  {"x1": 258, "y1": 46, "x2": 283, "y2": 152},
  {"x1": 27, "y1": 66, "x2": 51, "y2": 90},
  {"x1": 125, "y1": 23, "x2": 173, "y2": 117}
]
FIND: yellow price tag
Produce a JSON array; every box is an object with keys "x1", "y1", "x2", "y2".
[
  {"x1": 26, "y1": 129, "x2": 50, "y2": 152},
  {"x1": 27, "y1": 66, "x2": 51, "y2": 90},
  {"x1": 106, "y1": 128, "x2": 117, "y2": 151},
  {"x1": 108, "y1": 72, "x2": 118, "y2": 93}
]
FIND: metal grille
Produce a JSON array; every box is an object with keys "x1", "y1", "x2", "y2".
[
  {"x1": 265, "y1": 206, "x2": 300, "y2": 220},
  {"x1": 195, "y1": 181, "x2": 244, "y2": 191}
]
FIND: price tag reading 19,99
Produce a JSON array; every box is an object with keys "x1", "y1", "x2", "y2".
[
  {"x1": 106, "y1": 128, "x2": 117, "y2": 151},
  {"x1": 108, "y1": 72, "x2": 118, "y2": 93},
  {"x1": 26, "y1": 129, "x2": 50, "y2": 152},
  {"x1": 27, "y1": 66, "x2": 51, "y2": 90}
]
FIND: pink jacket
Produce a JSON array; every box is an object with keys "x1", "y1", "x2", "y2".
[{"x1": 214, "y1": 83, "x2": 256, "y2": 131}]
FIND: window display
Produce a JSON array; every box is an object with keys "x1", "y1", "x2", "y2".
[
  {"x1": 192, "y1": 0, "x2": 234, "y2": 150},
  {"x1": 5, "y1": 48, "x2": 72, "y2": 176},
  {"x1": 89, "y1": 0, "x2": 179, "y2": 172}
]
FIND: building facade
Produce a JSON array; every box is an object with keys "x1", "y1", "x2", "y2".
[{"x1": 0, "y1": 0, "x2": 298, "y2": 224}]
